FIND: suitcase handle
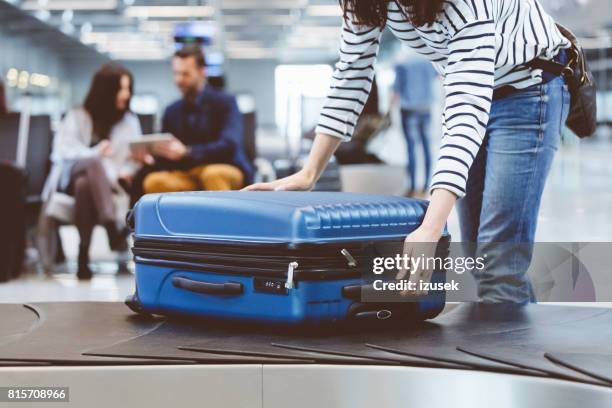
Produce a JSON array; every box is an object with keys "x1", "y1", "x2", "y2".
[
  {"x1": 342, "y1": 284, "x2": 365, "y2": 300},
  {"x1": 172, "y1": 276, "x2": 243, "y2": 296}
]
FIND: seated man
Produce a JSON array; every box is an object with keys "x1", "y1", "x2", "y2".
[{"x1": 131, "y1": 45, "x2": 254, "y2": 204}]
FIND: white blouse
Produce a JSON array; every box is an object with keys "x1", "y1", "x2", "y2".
[
  {"x1": 50, "y1": 107, "x2": 142, "y2": 185},
  {"x1": 316, "y1": 0, "x2": 570, "y2": 197}
]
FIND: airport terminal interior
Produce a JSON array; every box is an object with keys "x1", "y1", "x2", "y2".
[
  {"x1": 2, "y1": 2, "x2": 612, "y2": 406},
  {"x1": 0, "y1": 0, "x2": 610, "y2": 304}
]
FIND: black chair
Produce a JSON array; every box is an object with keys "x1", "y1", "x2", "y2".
[
  {"x1": 0, "y1": 113, "x2": 53, "y2": 206},
  {"x1": 0, "y1": 112, "x2": 21, "y2": 162},
  {"x1": 25, "y1": 115, "x2": 53, "y2": 204},
  {"x1": 242, "y1": 111, "x2": 257, "y2": 163}
]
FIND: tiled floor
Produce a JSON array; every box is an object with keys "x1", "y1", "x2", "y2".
[{"x1": 1, "y1": 135, "x2": 611, "y2": 304}]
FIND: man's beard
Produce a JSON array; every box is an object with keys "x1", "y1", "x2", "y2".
[{"x1": 183, "y1": 86, "x2": 199, "y2": 101}]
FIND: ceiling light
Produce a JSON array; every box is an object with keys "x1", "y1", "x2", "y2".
[
  {"x1": 108, "y1": 49, "x2": 172, "y2": 60},
  {"x1": 6, "y1": 68, "x2": 19, "y2": 82},
  {"x1": 223, "y1": 14, "x2": 295, "y2": 26},
  {"x1": 221, "y1": 0, "x2": 308, "y2": 10},
  {"x1": 6, "y1": 68, "x2": 19, "y2": 87},
  {"x1": 61, "y1": 9, "x2": 73, "y2": 23},
  {"x1": 18, "y1": 71, "x2": 30, "y2": 89},
  {"x1": 226, "y1": 47, "x2": 277, "y2": 59},
  {"x1": 22, "y1": 0, "x2": 118, "y2": 10},
  {"x1": 221, "y1": 0, "x2": 307, "y2": 9},
  {"x1": 124, "y1": 6, "x2": 214, "y2": 19},
  {"x1": 34, "y1": 9, "x2": 50, "y2": 21},
  {"x1": 226, "y1": 40, "x2": 264, "y2": 49},
  {"x1": 80, "y1": 22, "x2": 93, "y2": 34},
  {"x1": 306, "y1": 5, "x2": 342, "y2": 17},
  {"x1": 30, "y1": 73, "x2": 51, "y2": 88}
]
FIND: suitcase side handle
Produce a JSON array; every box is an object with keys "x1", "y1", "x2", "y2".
[{"x1": 172, "y1": 276, "x2": 243, "y2": 296}]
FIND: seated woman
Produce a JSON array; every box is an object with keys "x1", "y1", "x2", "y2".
[{"x1": 46, "y1": 63, "x2": 142, "y2": 279}]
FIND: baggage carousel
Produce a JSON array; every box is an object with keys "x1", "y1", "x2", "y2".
[{"x1": 0, "y1": 302, "x2": 611, "y2": 407}]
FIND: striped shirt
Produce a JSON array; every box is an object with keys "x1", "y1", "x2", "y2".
[{"x1": 316, "y1": 0, "x2": 570, "y2": 197}]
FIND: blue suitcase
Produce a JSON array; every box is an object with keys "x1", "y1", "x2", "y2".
[{"x1": 126, "y1": 191, "x2": 450, "y2": 325}]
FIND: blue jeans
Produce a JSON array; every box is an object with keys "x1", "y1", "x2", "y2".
[
  {"x1": 456, "y1": 76, "x2": 571, "y2": 303},
  {"x1": 400, "y1": 110, "x2": 432, "y2": 192}
]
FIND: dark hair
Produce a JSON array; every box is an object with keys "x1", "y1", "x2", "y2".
[
  {"x1": 174, "y1": 45, "x2": 207, "y2": 68},
  {"x1": 339, "y1": 0, "x2": 443, "y2": 28},
  {"x1": 0, "y1": 80, "x2": 7, "y2": 115},
  {"x1": 83, "y1": 63, "x2": 133, "y2": 142}
]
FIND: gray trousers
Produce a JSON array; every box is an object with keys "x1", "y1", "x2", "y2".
[{"x1": 70, "y1": 157, "x2": 115, "y2": 251}]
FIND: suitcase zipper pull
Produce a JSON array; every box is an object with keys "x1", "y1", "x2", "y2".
[
  {"x1": 341, "y1": 249, "x2": 357, "y2": 267},
  {"x1": 285, "y1": 261, "x2": 299, "y2": 290}
]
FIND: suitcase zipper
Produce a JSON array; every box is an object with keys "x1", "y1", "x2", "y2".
[
  {"x1": 284, "y1": 261, "x2": 299, "y2": 290},
  {"x1": 131, "y1": 236, "x2": 451, "y2": 282},
  {"x1": 131, "y1": 238, "x2": 405, "y2": 281},
  {"x1": 131, "y1": 238, "x2": 398, "y2": 272}
]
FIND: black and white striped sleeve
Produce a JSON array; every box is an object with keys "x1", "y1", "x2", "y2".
[
  {"x1": 430, "y1": 16, "x2": 496, "y2": 198},
  {"x1": 315, "y1": 15, "x2": 383, "y2": 141}
]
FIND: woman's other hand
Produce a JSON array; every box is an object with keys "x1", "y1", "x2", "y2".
[
  {"x1": 242, "y1": 133, "x2": 342, "y2": 192},
  {"x1": 242, "y1": 169, "x2": 316, "y2": 191}
]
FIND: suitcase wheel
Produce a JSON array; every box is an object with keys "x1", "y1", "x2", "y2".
[{"x1": 125, "y1": 292, "x2": 146, "y2": 315}]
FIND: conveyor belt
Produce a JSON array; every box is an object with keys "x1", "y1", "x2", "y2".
[
  {"x1": 0, "y1": 302, "x2": 190, "y2": 365},
  {"x1": 86, "y1": 319, "x2": 320, "y2": 364},
  {"x1": 0, "y1": 302, "x2": 610, "y2": 388},
  {"x1": 545, "y1": 353, "x2": 612, "y2": 385},
  {"x1": 0, "y1": 304, "x2": 40, "y2": 346}
]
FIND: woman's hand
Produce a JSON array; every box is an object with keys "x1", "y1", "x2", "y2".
[
  {"x1": 242, "y1": 169, "x2": 316, "y2": 191},
  {"x1": 243, "y1": 133, "x2": 342, "y2": 192},
  {"x1": 396, "y1": 189, "x2": 457, "y2": 296},
  {"x1": 396, "y1": 226, "x2": 443, "y2": 296},
  {"x1": 97, "y1": 140, "x2": 113, "y2": 157}
]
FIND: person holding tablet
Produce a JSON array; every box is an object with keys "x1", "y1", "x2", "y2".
[
  {"x1": 129, "y1": 45, "x2": 254, "y2": 205},
  {"x1": 245, "y1": 0, "x2": 572, "y2": 303}
]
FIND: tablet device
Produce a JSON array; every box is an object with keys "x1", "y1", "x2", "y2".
[{"x1": 129, "y1": 133, "x2": 174, "y2": 151}]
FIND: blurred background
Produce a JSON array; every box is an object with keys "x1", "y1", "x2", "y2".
[{"x1": 0, "y1": 0, "x2": 610, "y2": 302}]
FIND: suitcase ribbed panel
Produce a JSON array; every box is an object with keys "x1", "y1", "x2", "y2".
[
  {"x1": 134, "y1": 191, "x2": 435, "y2": 243},
  {"x1": 303, "y1": 201, "x2": 423, "y2": 231}
]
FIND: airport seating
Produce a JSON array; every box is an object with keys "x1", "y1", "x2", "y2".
[
  {"x1": 0, "y1": 113, "x2": 21, "y2": 163},
  {"x1": 242, "y1": 111, "x2": 276, "y2": 183},
  {"x1": 0, "y1": 113, "x2": 53, "y2": 209},
  {"x1": 137, "y1": 114, "x2": 156, "y2": 135}
]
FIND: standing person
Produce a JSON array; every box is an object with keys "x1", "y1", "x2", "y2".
[
  {"x1": 44, "y1": 63, "x2": 142, "y2": 279},
  {"x1": 391, "y1": 55, "x2": 437, "y2": 196},
  {"x1": 245, "y1": 0, "x2": 572, "y2": 303},
  {"x1": 130, "y1": 46, "x2": 254, "y2": 205}
]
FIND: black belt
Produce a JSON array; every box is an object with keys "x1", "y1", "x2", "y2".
[
  {"x1": 492, "y1": 49, "x2": 572, "y2": 101},
  {"x1": 492, "y1": 85, "x2": 522, "y2": 100}
]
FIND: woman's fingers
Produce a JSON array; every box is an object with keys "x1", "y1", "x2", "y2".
[
  {"x1": 410, "y1": 242, "x2": 436, "y2": 296},
  {"x1": 398, "y1": 242, "x2": 413, "y2": 296},
  {"x1": 395, "y1": 243, "x2": 411, "y2": 280},
  {"x1": 242, "y1": 183, "x2": 271, "y2": 191}
]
